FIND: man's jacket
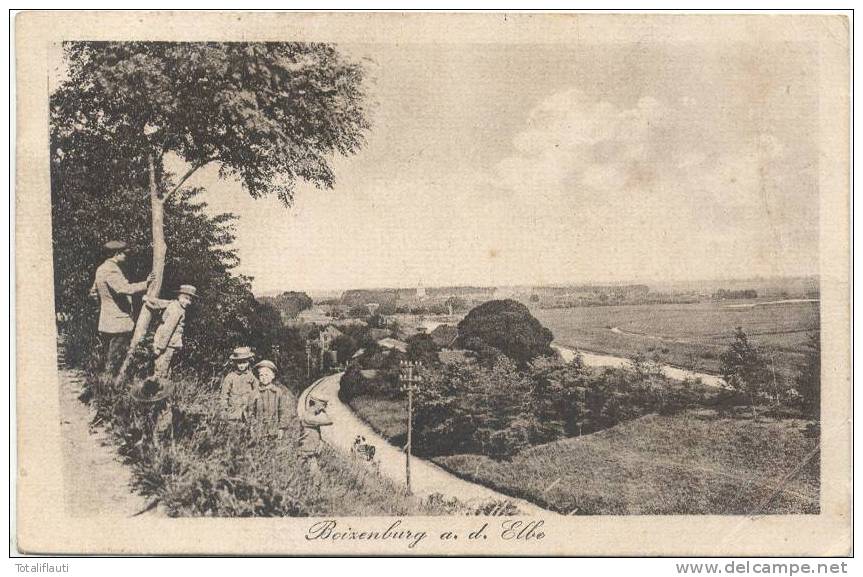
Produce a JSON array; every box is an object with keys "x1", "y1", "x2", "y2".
[{"x1": 90, "y1": 260, "x2": 147, "y2": 334}]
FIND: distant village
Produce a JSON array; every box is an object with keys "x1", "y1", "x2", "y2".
[{"x1": 255, "y1": 276, "x2": 820, "y2": 370}]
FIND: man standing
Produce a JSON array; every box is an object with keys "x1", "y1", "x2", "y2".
[
  {"x1": 144, "y1": 284, "x2": 198, "y2": 384},
  {"x1": 299, "y1": 394, "x2": 333, "y2": 477},
  {"x1": 89, "y1": 240, "x2": 153, "y2": 374}
]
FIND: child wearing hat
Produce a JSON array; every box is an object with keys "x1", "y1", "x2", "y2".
[
  {"x1": 144, "y1": 284, "x2": 198, "y2": 384},
  {"x1": 249, "y1": 360, "x2": 296, "y2": 438},
  {"x1": 219, "y1": 346, "x2": 259, "y2": 422}
]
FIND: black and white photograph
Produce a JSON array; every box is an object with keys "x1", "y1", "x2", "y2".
[{"x1": 14, "y1": 10, "x2": 852, "y2": 556}]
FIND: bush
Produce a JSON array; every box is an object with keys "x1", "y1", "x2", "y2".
[
  {"x1": 659, "y1": 378, "x2": 704, "y2": 416},
  {"x1": 719, "y1": 327, "x2": 770, "y2": 417},
  {"x1": 338, "y1": 364, "x2": 366, "y2": 403}
]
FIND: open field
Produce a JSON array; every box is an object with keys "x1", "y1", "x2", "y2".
[
  {"x1": 533, "y1": 300, "x2": 819, "y2": 378},
  {"x1": 434, "y1": 410, "x2": 819, "y2": 515}
]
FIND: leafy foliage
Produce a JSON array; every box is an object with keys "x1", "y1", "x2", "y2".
[
  {"x1": 457, "y1": 299, "x2": 554, "y2": 366},
  {"x1": 406, "y1": 333, "x2": 441, "y2": 366},
  {"x1": 52, "y1": 41, "x2": 370, "y2": 204},
  {"x1": 406, "y1": 353, "x2": 714, "y2": 460}
]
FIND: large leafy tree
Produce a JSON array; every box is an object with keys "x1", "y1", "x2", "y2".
[
  {"x1": 456, "y1": 299, "x2": 554, "y2": 366},
  {"x1": 51, "y1": 41, "x2": 370, "y2": 379}
]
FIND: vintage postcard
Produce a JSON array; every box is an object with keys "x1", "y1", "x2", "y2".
[{"x1": 14, "y1": 11, "x2": 851, "y2": 555}]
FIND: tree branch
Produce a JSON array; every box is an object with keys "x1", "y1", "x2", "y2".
[{"x1": 162, "y1": 156, "x2": 218, "y2": 199}]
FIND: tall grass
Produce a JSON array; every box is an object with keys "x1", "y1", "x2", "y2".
[{"x1": 83, "y1": 369, "x2": 460, "y2": 516}]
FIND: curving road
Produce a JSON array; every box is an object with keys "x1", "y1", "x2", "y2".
[{"x1": 298, "y1": 373, "x2": 557, "y2": 516}]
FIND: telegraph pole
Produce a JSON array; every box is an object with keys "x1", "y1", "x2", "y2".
[{"x1": 399, "y1": 360, "x2": 422, "y2": 495}]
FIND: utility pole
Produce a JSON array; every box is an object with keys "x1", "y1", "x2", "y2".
[
  {"x1": 399, "y1": 360, "x2": 422, "y2": 495},
  {"x1": 305, "y1": 341, "x2": 311, "y2": 378}
]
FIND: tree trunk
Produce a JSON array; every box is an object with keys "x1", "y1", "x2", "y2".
[
  {"x1": 115, "y1": 153, "x2": 166, "y2": 385},
  {"x1": 749, "y1": 391, "x2": 758, "y2": 421}
]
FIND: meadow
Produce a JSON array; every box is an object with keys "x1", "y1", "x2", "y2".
[
  {"x1": 349, "y1": 388, "x2": 820, "y2": 515},
  {"x1": 533, "y1": 300, "x2": 819, "y2": 379},
  {"x1": 345, "y1": 298, "x2": 821, "y2": 516},
  {"x1": 434, "y1": 410, "x2": 819, "y2": 515}
]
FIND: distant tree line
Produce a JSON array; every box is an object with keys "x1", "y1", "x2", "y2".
[
  {"x1": 713, "y1": 288, "x2": 758, "y2": 300},
  {"x1": 259, "y1": 291, "x2": 313, "y2": 321}
]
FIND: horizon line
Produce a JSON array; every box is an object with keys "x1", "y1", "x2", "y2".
[{"x1": 251, "y1": 273, "x2": 821, "y2": 296}]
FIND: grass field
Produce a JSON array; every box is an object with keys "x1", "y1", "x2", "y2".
[
  {"x1": 434, "y1": 410, "x2": 819, "y2": 515},
  {"x1": 348, "y1": 395, "x2": 407, "y2": 444},
  {"x1": 533, "y1": 300, "x2": 819, "y2": 379}
]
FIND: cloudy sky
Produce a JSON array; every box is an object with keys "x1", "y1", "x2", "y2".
[{"x1": 174, "y1": 40, "x2": 819, "y2": 294}]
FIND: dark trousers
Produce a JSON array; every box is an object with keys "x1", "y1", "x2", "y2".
[{"x1": 100, "y1": 331, "x2": 131, "y2": 374}]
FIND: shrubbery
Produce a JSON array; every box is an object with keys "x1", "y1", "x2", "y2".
[{"x1": 406, "y1": 352, "x2": 716, "y2": 461}]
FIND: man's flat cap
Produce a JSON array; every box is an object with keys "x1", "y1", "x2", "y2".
[{"x1": 104, "y1": 240, "x2": 128, "y2": 251}]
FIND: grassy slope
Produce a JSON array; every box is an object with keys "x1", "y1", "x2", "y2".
[
  {"x1": 434, "y1": 410, "x2": 819, "y2": 515},
  {"x1": 348, "y1": 396, "x2": 407, "y2": 442},
  {"x1": 89, "y1": 372, "x2": 446, "y2": 517},
  {"x1": 533, "y1": 301, "x2": 819, "y2": 377}
]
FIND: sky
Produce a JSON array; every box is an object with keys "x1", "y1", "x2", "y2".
[{"x1": 160, "y1": 40, "x2": 820, "y2": 294}]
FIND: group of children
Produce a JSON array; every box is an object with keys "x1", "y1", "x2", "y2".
[
  {"x1": 218, "y1": 346, "x2": 294, "y2": 438},
  {"x1": 219, "y1": 345, "x2": 334, "y2": 474}
]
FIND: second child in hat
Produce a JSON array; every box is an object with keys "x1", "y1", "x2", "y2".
[
  {"x1": 144, "y1": 284, "x2": 198, "y2": 384},
  {"x1": 249, "y1": 360, "x2": 296, "y2": 438},
  {"x1": 219, "y1": 346, "x2": 259, "y2": 422}
]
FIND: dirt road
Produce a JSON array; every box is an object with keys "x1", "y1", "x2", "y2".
[
  {"x1": 299, "y1": 374, "x2": 558, "y2": 516},
  {"x1": 58, "y1": 363, "x2": 157, "y2": 517}
]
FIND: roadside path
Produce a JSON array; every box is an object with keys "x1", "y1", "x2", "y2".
[
  {"x1": 298, "y1": 374, "x2": 559, "y2": 516},
  {"x1": 58, "y1": 358, "x2": 157, "y2": 517}
]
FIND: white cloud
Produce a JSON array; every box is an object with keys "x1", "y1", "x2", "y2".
[{"x1": 479, "y1": 88, "x2": 815, "y2": 283}]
